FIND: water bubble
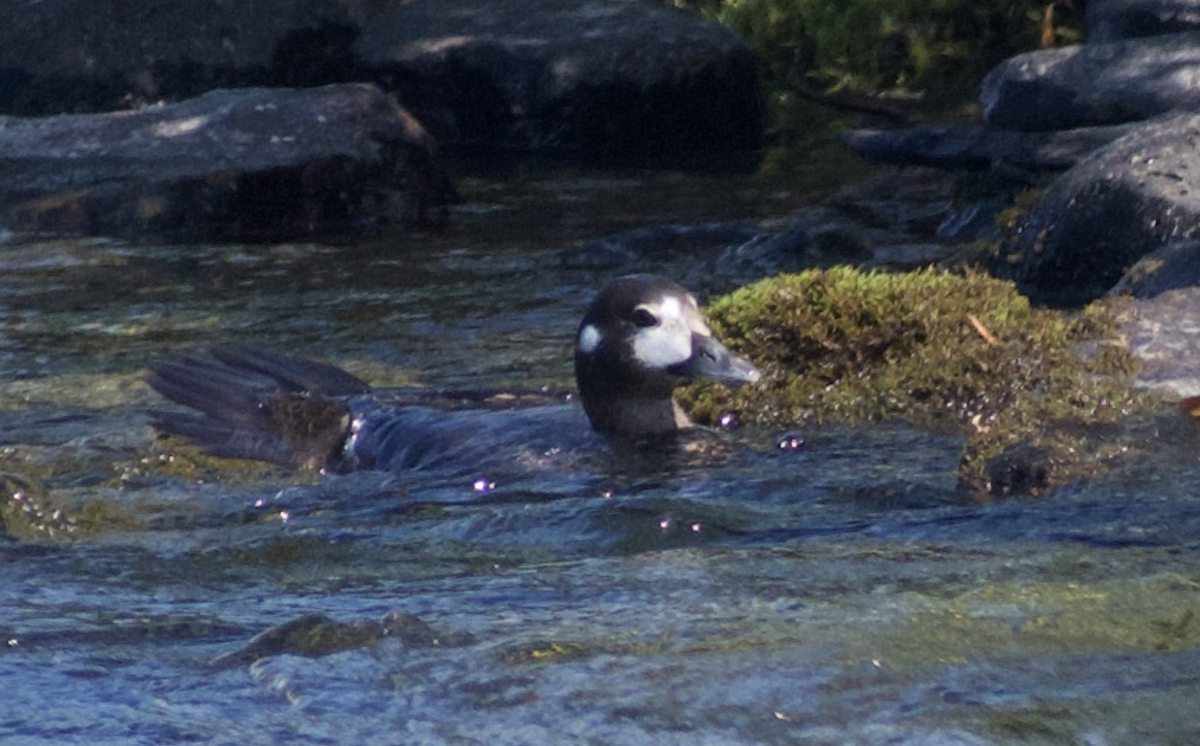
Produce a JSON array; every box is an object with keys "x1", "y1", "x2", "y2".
[
  {"x1": 472, "y1": 477, "x2": 495, "y2": 495},
  {"x1": 776, "y1": 433, "x2": 805, "y2": 452}
]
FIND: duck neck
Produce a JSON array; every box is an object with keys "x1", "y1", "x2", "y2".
[{"x1": 581, "y1": 393, "x2": 690, "y2": 438}]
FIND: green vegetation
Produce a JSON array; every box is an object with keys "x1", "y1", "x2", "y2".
[
  {"x1": 679, "y1": 0, "x2": 1083, "y2": 106},
  {"x1": 682, "y1": 267, "x2": 1159, "y2": 497}
]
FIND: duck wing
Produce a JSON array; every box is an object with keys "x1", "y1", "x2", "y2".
[{"x1": 146, "y1": 346, "x2": 370, "y2": 471}]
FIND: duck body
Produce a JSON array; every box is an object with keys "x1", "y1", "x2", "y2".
[{"x1": 147, "y1": 275, "x2": 758, "y2": 478}]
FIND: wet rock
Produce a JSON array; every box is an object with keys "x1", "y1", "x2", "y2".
[
  {"x1": 842, "y1": 122, "x2": 1138, "y2": 172},
  {"x1": 980, "y1": 31, "x2": 1200, "y2": 132},
  {"x1": 1087, "y1": 0, "x2": 1200, "y2": 43},
  {"x1": 0, "y1": 84, "x2": 455, "y2": 240},
  {"x1": 981, "y1": 441, "x2": 1054, "y2": 498},
  {"x1": 1113, "y1": 286, "x2": 1200, "y2": 397},
  {"x1": 0, "y1": 0, "x2": 359, "y2": 115},
  {"x1": 1001, "y1": 112, "x2": 1200, "y2": 304},
  {"x1": 353, "y1": 0, "x2": 761, "y2": 157}
]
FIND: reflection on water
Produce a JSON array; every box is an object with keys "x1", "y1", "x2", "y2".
[{"x1": 3, "y1": 166, "x2": 1200, "y2": 745}]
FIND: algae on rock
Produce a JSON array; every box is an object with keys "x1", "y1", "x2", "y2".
[{"x1": 683, "y1": 266, "x2": 1156, "y2": 497}]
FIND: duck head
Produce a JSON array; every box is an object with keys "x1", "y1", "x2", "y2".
[{"x1": 573, "y1": 274, "x2": 759, "y2": 437}]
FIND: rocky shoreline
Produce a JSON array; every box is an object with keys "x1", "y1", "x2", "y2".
[
  {"x1": 0, "y1": 0, "x2": 757, "y2": 239},
  {"x1": 845, "y1": 0, "x2": 1200, "y2": 308}
]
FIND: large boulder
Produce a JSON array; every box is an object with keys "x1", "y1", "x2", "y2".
[
  {"x1": 1001, "y1": 112, "x2": 1200, "y2": 303},
  {"x1": 0, "y1": 84, "x2": 454, "y2": 239},
  {"x1": 980, "y1": 31, "x2": 1200, "y2": 132},
  {"x1": 0, "y1": 0, "x2": 359, "y2": 115},
  {"x1": 352, "y1": 0, "x2": 761, "y2": 157}
]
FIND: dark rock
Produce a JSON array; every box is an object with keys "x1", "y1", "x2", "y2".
[
  {"x1": 1110, "y1": 238, "x2": 1200, "y2": 297},
  {"x1": 0, "y1": 84, "x2": 455, "y2": 240},
  {"x1": 1001, "y1": 113, "x2": 1200, "y2": 304},
  {"x1": 842, "y1": 122, "x2": 1139, "y2": 172},
  {"x1": 1087, "y1": 0, "x2": 1200, "y2": 43},
  {"x1": 983, "y1": 441, "x2": 1053, "y2": 498},
  {"x1": 352, "y1": 0, "x2": 761, "y2": 157},
  {"x1": 0, "y1": 0, "x2": 359, "y2": 115},
  {"x1": 981, "y1": 31, "x2": 1200, "y2": 132}
]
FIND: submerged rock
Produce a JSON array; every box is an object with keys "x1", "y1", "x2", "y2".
[
  {"x1": 0, "y1": 84, "x2": 455, "y2": 239},
  {"x1": 209, "y1": 611, "x2": 467, "y2": 669}
]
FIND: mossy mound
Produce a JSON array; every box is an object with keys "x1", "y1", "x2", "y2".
[{"x1": 682, "y1": 267, "x2": 1158, "y2": 498}]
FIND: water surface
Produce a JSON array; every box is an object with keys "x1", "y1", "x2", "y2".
[{"x1": 2, "y1": 163, "x2": 1199, "y2": 746}]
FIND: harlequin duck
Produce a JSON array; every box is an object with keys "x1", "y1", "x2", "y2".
[{"x1": 147, "y1": 274, "x2": 759, "y2": 476}]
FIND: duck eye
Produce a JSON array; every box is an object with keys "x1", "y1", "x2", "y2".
[{"x1": 632, "y1": 308, "x2": 659, "y2": 328}]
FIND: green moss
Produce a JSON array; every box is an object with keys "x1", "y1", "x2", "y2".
[{"x1": 682, "y1": 267, "x2": 1156, "y2": 497}]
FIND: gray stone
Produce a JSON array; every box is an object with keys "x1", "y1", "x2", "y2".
[
  {"x1": 1112, "y1": 285, "x2": 1200, "y2": 396},
  {"x1": 0, "y1": 84, "x2": 453, "y2": 239},
  {"x1": 1002, "y1": 112, "x2": 1200, "y2": 303},
  {"x1": 981, "y1": 31, "x2": 1200, "y2": 131},
  {"x1": 352, "y1": 0, "x2": 761, "y2": 156}
]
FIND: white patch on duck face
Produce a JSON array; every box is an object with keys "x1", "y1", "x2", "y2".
[
  {"x1": 578, "y1": 324, "x2": 603, "y2": 355},
  {"x1": 670, "y1": 292, "x2": 711, "y2": 336},
  {"x1": 658, "y1": 295, "x2": 683, "y2": 321},
  {"x1": 631, "y1": 297, "x2": 694, "y2": 370}
]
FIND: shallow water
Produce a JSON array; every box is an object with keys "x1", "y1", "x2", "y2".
[{"x1": 3, "y1": 163, "x2": 1200, "y2": 746}]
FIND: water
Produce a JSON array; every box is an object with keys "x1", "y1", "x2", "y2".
[{"x1": 3, "y1": 163, "x2": 1200, "y2": 745}]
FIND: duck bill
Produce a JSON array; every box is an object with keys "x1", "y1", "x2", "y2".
[{"x1": 672, "y1": 333, "x2": 760, "y2": 386}]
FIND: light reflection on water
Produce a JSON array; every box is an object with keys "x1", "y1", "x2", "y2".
[{"x1": 2, "y1": 172, "x2": 1200, "y2": 744}]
